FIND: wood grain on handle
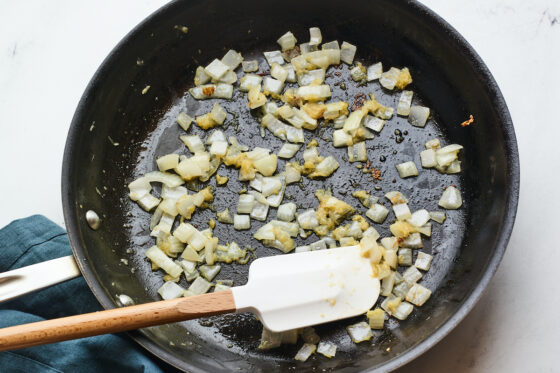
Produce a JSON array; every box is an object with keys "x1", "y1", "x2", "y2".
[{"x1": 0, "y1": 290, "x2": 236, "y2": 351}]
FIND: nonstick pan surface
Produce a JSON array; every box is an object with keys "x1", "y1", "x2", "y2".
[{"x1": 62, "y1": 0, "x2": 519, "y2": 371}]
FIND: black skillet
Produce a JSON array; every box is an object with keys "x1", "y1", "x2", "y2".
[{"x1": 61, "y1": 0, "x2": 519, "y2": 371}]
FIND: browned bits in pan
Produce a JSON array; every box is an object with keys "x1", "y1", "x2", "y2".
[
  {"x1": 202, "y1": 86, "x2": 215, "y2": 96},
  {"x1": 460, "y1": 114, "x2": 474, "y2": 127}
]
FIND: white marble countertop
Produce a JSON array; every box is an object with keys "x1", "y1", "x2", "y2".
[{"x1": 1, "y1": 0, "x2": 559, "y2": 371}]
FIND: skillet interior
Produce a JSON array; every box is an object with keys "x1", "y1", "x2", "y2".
[{"x1": 62, "y1": 0, "x2": 519, "y2": 371}]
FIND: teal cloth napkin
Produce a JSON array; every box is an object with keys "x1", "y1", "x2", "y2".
[{"x1": 0, "y1": 215, "x2": 178, "y2": 373}]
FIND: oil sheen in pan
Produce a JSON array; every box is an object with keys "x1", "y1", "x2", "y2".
[{"x1": 119, "y1": 52, "x2": 466, "y2": 359}]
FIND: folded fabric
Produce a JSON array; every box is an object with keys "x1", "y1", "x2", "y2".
[{"x1": 0, "y1": 215, "x2": 178, "y2": 373}]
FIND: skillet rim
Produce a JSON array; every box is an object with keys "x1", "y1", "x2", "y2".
[{"x1": 61, "y1": 0, "x2": 520, "y2": 371}]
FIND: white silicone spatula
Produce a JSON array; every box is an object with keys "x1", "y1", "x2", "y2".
[{"x1": 0, "y1": 245, "x2": 379, "y2": 351}]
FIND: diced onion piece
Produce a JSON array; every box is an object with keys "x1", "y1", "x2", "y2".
[
  {"x1": 157, "y1": 281, "x2": 186, "y2": 300},
  {"x1": 190, "y1": 84, "x2": 233, "y2": 99},
  {"x1": 402, "y1": 232, "x2": 423, "y2": 248},
  {"x1": 204, "y1": 59, "x2": 230, "y2": 80},
  {"x1": 380, "y1": 272, "x2": 395, "y2": 296},
  {"x1": 385, "y1": 191, "x2": 409, "y2": 204},
  {"x1": 333, "y1": 129, "x2": 353, "y2": 147},
  {"x1": 408, "y1": 209, "x2": 430, "y2": 227},
  {"x1": 217, "y1": 208, "x2": 233, "y2": 224},
  {"x1": 415, "y1": 252, "x2": 433, "y2": 271},
  {"x1": 398, "y1": 248, "x2": 412, "y2": 266},
  {"x1": 144, "y1": 171, "x2": 184, "y2": 187},
  {"x1": 285, "y1": 64, "x2": 296, "y2": 83},
  {"x1": 297, "y1": 68, "x2": 325, "y2": 86},
  {"x1": 295, "y1": 343, "x2": 316, "y2": 362},
  {"x1": 262, "y1": 113, "x2": 287, "y2": 140},
  {"x1": 250, "y1": 198, "x2": 269, "y2": 222},
  {"x1": 205, "y1": 130, "x2": 226, "y2": 146},
  {"x1": 270, "y1": 63, "x2": 289, "y2": 82},
  {"x1": 363, "y1": 115, "x2": 385, "y2": 133},
  {"x1": 156, "y1": 154, "x2": 179, "y2": 172},
  {"x1": 261, "y1": 177, "x2": 282, "y2": 197},
  {"x1": 310, "y1": 156, "x2": 340, "y2": 178},
  {"x1": 181, "y1": 245, "x2": 201, "y2": 262},
  {"x1": 346, "y1": 321, "x2": 373, "y2": 343},
  {"x1": 393, "y1": 301, "x2": 414, "y2": 320},
  {"x1": 277, "y1": 31, "x2": 297, "y2": 51},
  {"x1": 296, "y1": 84, "x2": 332, "y2": 101},
  {"x1": 278, "y1": 105, "x2": 295, "y2": 119},
  {"x1": 278, "y1": 143, "x2": 301, "y2": 159},
  {"x1": 367, "y1": 308, "x2": 385, "y2": 329},
  {"x1": 180, "y1": 135, "x2": 205, "y2": 154},
  {"x1": 309, "y1": 27, "x2": 322, "y2": 46},
  {"x1": 263, "y1": 77, "x2": 284, "y2": 95},
  {"x1": 214, "y1": 284, "x2": 231, "y2": 292},
  {"x1": 248, "y1": 86, "x2": 267, "y2": 109},
  {"x1": 177, "y1": 112, "x2": 194, "y2": 130},
  {"x1": 393, "y1": 203, "x2": 412, "y2": 221},
  {"x1": 215, "y1": 70, "x2": 237, "y2": 84},
  {"x1": 420, "y1": 149, "x2": 437, "y2": 168},
  {"x1": 137, "y1": 194, "x2": 161, "y2": 211},
  {"x1": 253, "y1": 154, "x2": 278, "y2": 177},
  {"x1": 173, "y1": 223, "x2": 207, "y2": 251},
  {"x1": 301, "y1": 327, "x2": 320, "y2": 344},
  {"x1": 237, "y1": 194, "x2": 256, "y2": 214},
  {"x1": 381, "y1": 236, "x2": 398, "y2": 251},
  {"x1": 384, "y1": 249, "x2": 398, "y2": 269},
  {"x1": 367, "y1": 62, "x2": 383, "y2": 81},
  {"x1": 233, "y1": 214, "x2": 251, "y2": 230},
  {"x1": 322, "y1": 40, "x2": 339, "y2": 50},
  {"x1": 447, "y1": 160, "x2": 461, "y2": 174},
  {"x1": 363, "y1": 226, "x2": 380, "y2": 241},
  {"x1": 199, "y1": 264, "x2": 221, "y2": 281},
  {"x1": 379, "y1": 67, "x2": 400, "y2": 90},
  {"x1": 324, "y1": 101, "x2": 349, "y2": 121},
  {"x1": 348, "y1": 142, "x2": 367, "y2": 162},
  {"x1": 310, "y1": 239, "x2": 327, "y2": 251},
  {"x1": 396, "y1": 161, "x2": 418, "y2": 178},
  {"x1": 239, "y1": 74, "x2": 262, "y2": 92},
  {"x1": 374, "y1": 106, "x2": 394, "y2": 120},
  {"x1": 425, "y1": 138, "x2": 441, "y2": 149},
  {"x1": 286, "y1": 125, "x2": 304, "y2": 143},
  {"x1": 146, "y1": 246, "x2": 183, "y2": 278},
  {"x1": 221, "y1": 49, "x2": 243, "y2": 70},
  {"x1": 242, "y1": 60, "x2": 259, "y2": 72},
  {"x1": 180, "y1": 260, "x2": 196, "y2": 275},
  {"x1": 296, "y1": 106, "x2": 319, "y2": 128},
  {"x1": 299, "y1": 42, "x2": 316, "y2": 54},
  {"x1": 429, "y1": 211, "x2": 446, "y2": 224},
  {"x1": 406, "y1": 283, "x2": 432, "y2": 306},
  {"x1": 317, "y1": 341, "x2": 337, "y2": 358},
  {"x1": 408, "y1": 106, "x2": 430, "y2": 127},
  {"x1": 403, "y1": 266, "x2": 422, "y2": 284},
  {"x1": 188, "y1": 277, "x2": 212, "y2": 295},
  {"x1": 258, "y1": 327, "x2": 282, "y2": 350},
  {"x1": 438, "y1": 186, "x2": 462, "y2": 209},
  {"x1": 366, "y1": 204, "x2": 389, "y2": 223},
  {"x1": 392, "y1": 281, "x2": 410, "y2": 298},
  {"x1": 381, "y1": 294, "x2": 402, "y2": 316},
  {"x1": 284, "y1": 162, "x2": 301, "y2": 184},
  {"x1": 350, "y1": 64, "x2": 367, "y2": 81},
  {"x1": 209, "y1": 140, "x2": 228, "y2": 157},
  {"x1": 194, "y1": 66, "x2": 211, "y2": 86},
  {"x1": 297, "y1": 209, "x2": 319, "y2": 229},
  {"x1": 397, "y1": 90, "x2": 413, "y2": 116},
  {"x1": 295, "y1": 245, "x2": 311, "y2": 253},
  {"x1": 340, "y1": 41, "x2": 357, "y2": 64},
  {"x1": 264, "y1": 50, "x2": 284, "y2": 66},
  {"x1": 305, "y1": 49, "x2": 340, "y2": 69},
  {"x1": 264, "y1": 102, "x2": 278, "y2": 117}
]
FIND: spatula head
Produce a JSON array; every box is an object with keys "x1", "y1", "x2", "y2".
[{"x1": 232, "y1": 245, "x2": 380, "y2": 332}]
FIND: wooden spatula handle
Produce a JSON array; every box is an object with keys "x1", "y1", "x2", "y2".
[{"x1": 0, "y1": 290, "x2": 235, "y2": 351}]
